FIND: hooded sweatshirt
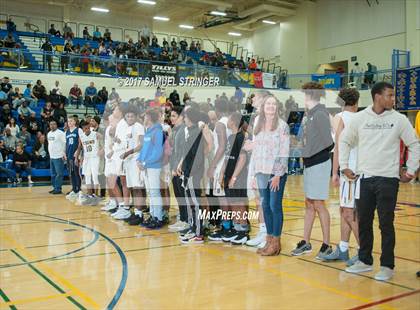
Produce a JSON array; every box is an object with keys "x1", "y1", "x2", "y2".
[
  {"x1": 137, "y1": 123, "x2": 163, "y2": 169},
  {"x1": 339, "y1": 105, "x2": 419, "y2": 178}
]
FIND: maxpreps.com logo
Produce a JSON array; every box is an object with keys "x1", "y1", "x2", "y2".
[
  {"x1": 363, "y1": 122, "x2": 394, "y2": 130},
  {"x1": 151, "y1": 65, "x2": 176, "y2": 74}
]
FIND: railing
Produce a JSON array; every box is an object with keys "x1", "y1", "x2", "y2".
[{"x1": 0, "y1": 48, "x2": 276, "y2": 88}]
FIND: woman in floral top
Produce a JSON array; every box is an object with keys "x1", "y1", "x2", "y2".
[{"x1": 249, "y1": 94, "x2": 290, "y2": 256}]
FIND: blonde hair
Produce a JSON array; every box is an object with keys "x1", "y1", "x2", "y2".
[{"x1": 253, "y1": 95, "x2": 282, "y2": 135}]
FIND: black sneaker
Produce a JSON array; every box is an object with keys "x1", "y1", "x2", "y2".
[
  {"x1": 208, "y1": 229, "x2": 226, "y2": 242},
  {"x1": 49, "y1": 190, "x2": 55, "y2": 194},
  {"x1": 222, "y1": 229, "x2": 238, "y2": 242},
  {"x1": 316, "y1": 243, "x2": 333, "y2": 260},
  {"x1": 128, "y1": 215, "x2": 144, "y2": 226},
  {"x1": 140, "y1": 216, "x2": 153, "y2": 227},
  {"x1": 179, "y1": 227, "x2": 192, "y2": 237},
  {"x1": 108, "y1": 207, "x2": 119, "y2": 214},
  {"x1": 52, "y1": 191, "x2": 63, "y2": 195},
  {"x1": 230, "y1": 231, "x2": 249, "y2": 245},
  {"x1": 162, "y1": 214, "x2": 170, "y2": 225},
  {"x1": 146, "y1": 217, "x2": 163, "y2": 229},
  {"x1": 124, "y1": 213, "x2": 137, "y2": 223}
]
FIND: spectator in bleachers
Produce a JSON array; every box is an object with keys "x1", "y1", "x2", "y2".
[
  {"x1": 234, "y1": 86, "x2": 245, "y2": 104},
  {"x1": 85, "y1": 82, "x2": 98, "y2": 106},
  {"x1": 4, "y1": 32, "x2": 16, "y2": 48},
  {"x1": 98, "y1": 87, "x2": 108, "y2": 104},
  {"x1": 28, "y1": 118, "x2": 40, "y2": 136},
  {"x1": 151, "y1": 35, "x2": 159, "y2": 48},
  {"x1": 186, "y1": 57, "x2": 193, "y2": 65},
  {"x1": 0, "y1": 90, "x2": 8, "y2": 106},
  {"x1": 13, "y1": 143, "x2": 33, "y2": 184},
  {"x1": 53, "y1": 102, "x2": 67, "y2": 128},
  {"x1": 50, "y1": 81, "x2": 66, "y2": 106},
  {"x1": 83, "y1": 27, "x2": 92, "y2": 40},
  {"x1": 18, "y1": 101, "x2": 35, "y2": 126},
  {"x1": 69, "y1": 83, "x2": 83, "y2": 108},
  {"x1": 103, "y1": 29, "x2": 112, "y2": 42},
  {"x1": 32, "y1": 133, "x2": 49, "y2": 169},
  {"x1": 169, "y1": 90, "x2": 180, "y2": 106},
  {"x1": 108, "y1": 87, "x2": 120, "y2": 102},
  {"x1": 140, "y1": 25, "x2": 151, "y2": 45},
  {"x1": 23, "y1": 84, "x2": 38, "y2": 108},
  {"x1": 0, "y1": 150, "x2": 16, "y2": 183},
  {"x1": 4, "y1": 128, "x2": 17, "y2": 154},
  {"x1": 93, "y1": 27, "x2": 102, "y2": 41},
  {"x1": 81, "y1": 48, "x2": 91, "y2": 73},
  {"x1": 6, "y1": 118, "x2": 19, "y2": 137},
  {"x1": 48, "y1": 24, "x2": 61, "y2": 37},
  {"x1": 17, "y1": 124, "x2": 31, "y2": 146},
  {"x1": 183, "y1": 92, "x2": 191, "y2": 105},
  {"x1": 0, "y1": 139, "x2": 7, "y2": 160},
  {"x1": 11, "y1": 87, "x2": 25, "y2": 109},
  {"x1": 63, "y1": 23, "x2": 74, "y2": 40},
  {"x1": 41, "y1": 38, "x2": 53, "y2": 72},
  {"x1": 41, "y1": 101, "x2": 54, "y2": 128},
  {"x1": 33, "y1": 80, "x2": 47, "y2": 100},
  {"x1": 1, "y1": 77, "x2": 13, "y2": 94},
  {"x1": 61, "y1": 42, "x2": 72, "y2": 72},
  {"x1": 189, "y1": 41, "x2": 196, "y2": 52},
  {"x1": 196, "y1": 42, "x2": 201, "y2": 52},
  {"x1": 0, "y1": 104, "x2": 12, "y2": 130},
  {"x1": 248, "y1": 59, "x2": 257, "y2": 70},
  {"x1": 162, "y1": 38, "x2": 169, "y2": 49},
  {"x1": 6, "y1": 18, "x2": 16, "y2": 33},
  {"x1": 171, "y1": 38, "x2": 177, "y2": 49}
]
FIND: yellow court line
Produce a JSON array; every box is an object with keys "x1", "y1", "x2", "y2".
[
  {"x1": 0, "y1": 292, "x2": 72, "y2": 307},
  {"x1": 0, "y1": 229, "x2": 100, "y2": 310},
  {"x1": 200, "y1": 246, "x2": 396, "y2": 310}
]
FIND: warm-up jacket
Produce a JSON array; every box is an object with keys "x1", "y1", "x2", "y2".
[{"x1": 137, "y1": 123, "x2": 163, "y2": 169}]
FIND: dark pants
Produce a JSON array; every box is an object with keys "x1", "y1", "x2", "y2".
[
  {"x1": 356, "y1": 177, "x2": 399, "y2": 269},
  {"x1": 0, "y1": 166, "x2": 16, "y2": 180},
  {"x1": 172, "y1": 175, "x2": 188, "y2": 222},
  {"x1": 50, "y1": 158, "x2": 64, "y2": 192},
  {"x1": 14, "y1": 164, "x2": 31, "y2": 177},
  {"x1": 43, "y1": 56, "x2": 52, "y2": 72},
  {"x1": 184, "y1": 176, "x2": 203, "y2": 236},
  {"x1": 67, "y1": 159, "x2": 81, "y2": 193}
]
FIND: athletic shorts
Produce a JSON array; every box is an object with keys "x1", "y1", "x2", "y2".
[
  {"x1": 225, "y1": 187, "x2": 248, "y2": 204},
  {"x1": 104, "y1": 158, "x2": 114, "y2": 177},
  {"x1": 82, "y1": 157, "x2": 100, "y2": 185},
  {"x1": 124, "y1": 158, "x2": 145, "y2": 188},
  {"x1": 107, "y1": 157, "x2": 124, "y2": 176},
  {"x1": 304, "y1": 159, "x2": 331, "y2": 200}
]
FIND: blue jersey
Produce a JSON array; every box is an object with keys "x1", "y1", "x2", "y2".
[{"x1": 66, "y1": 128, "x2": 79, "y2": 159}]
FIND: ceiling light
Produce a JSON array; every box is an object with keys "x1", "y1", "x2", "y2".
[
  {"x1": 262, "y1": 20, "x2": 276, "y2": 25},
  {"x1": 211, "y1": 11, "x2": 227, "y2": 16},
  {"x1": 138, "y1": 0, "x2": 156, "y2": 4},
  {"x1": 228, "y1": 32, "x2": 241, "y2": 36},
  {"x1": 179, "y1": 24, "x2": 194, "y2": 29},
  {"x1": 91, "y1": 7, "x2": 109, "y2": 13},
  {"x1": 153, "y1": 16, "x2": 169, "y2": 21}
]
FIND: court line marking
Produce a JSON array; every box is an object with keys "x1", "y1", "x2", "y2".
[
  {"x1": 1, "y1": 209, "x2": 128, "y2": 310},
  {"x1": 347, "y1": 289, "x2": 420, "y2": 310},
  {"x1": 0, "y1": 289, "x2": 17, "y2": 310},
  {"x1": 0, "y1": 292, "x2": 73, "y2": 307},
  {"x1": 0, "y1": 216, "x2": 102, "y2": 227},
  {"x1": 200, "y1": 246, "x2": 395, "y2": 310}
]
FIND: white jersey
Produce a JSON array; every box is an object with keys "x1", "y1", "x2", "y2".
[
  {"x1": 80, "y1": 131, "x2": 99, "y2": 159},
  {"x1": 340, "y1": 111, "x2": 357, "y2": 171},
  {"x1": 104, "y1": 126, "x2": 112, "y2": 159},
  {"x1": 113, "y1": 119, "x2": 129, "y2": 158},
  {"x1": 124, "y1": 122, "x2": 145, "y2": 160},
  {"x1": 212, "y1": 116, "x2": 230, "y2": 160}
]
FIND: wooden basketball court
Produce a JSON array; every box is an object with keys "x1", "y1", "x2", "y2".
[{"x1": 0, "y1": 176, "x2": 419, "y2": 309}]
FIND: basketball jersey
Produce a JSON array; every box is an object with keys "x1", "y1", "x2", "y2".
[
  {"x1": 104, "y1": 126, "x2": 112, "y2": 159},
  {"x1": 80, "y1": 131, "x2": 98, "y2": 159},
  {"x1": 66, "y1": 128, "x2": 79, "y2": 160},
  {"x1": 125, "y1": 122, "x2": 145, "y2": 160},
  {"x1": 113, "y1": 119, "x2": 129, "y2": 156},
  {"x1": 340, "y1": 111, "x2": 357, "y2": 170}
]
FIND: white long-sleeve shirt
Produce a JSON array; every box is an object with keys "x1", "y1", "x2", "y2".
[
  {"x1": 47, "y1": 129, "x2": 66, "y2": 159},
  {"x1": 339, "y1": 105, "x2": 419, "y2": 178}
]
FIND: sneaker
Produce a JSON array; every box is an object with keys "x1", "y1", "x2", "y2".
[
  {"x1": 146, "y1": 218, "x2": 163, "y2": 229},
  {"x1": 374, "y1": 267, "x2": 394, "y2": 281},
  {"x1": 68, "y1": 191, "x2": 79, "y2": 202},
  {"x1": 181, "y1": 236, "x2": 204, "y2": 244},
  {"x1": 140, "y1": 216, "x2": 153, "y2": 227},
  {"x1": 49, "y1": 189, "x2": 55, "y2": 194},
  {"x1": 230, "y1": 231, "x2": 249, "y2": 245},
  {"x1": 321, "y1": 245, "x2": 347, "y2": 261},
  {"x1": 346, "y1": 254, "x2": 359, "y2": 267},
  {"x1": 179, "y1": 230, "x2": 195, "y2": 241},
  {"x1": 246, "y1": 230, "x2": 266, "y2": 247},
  {"x1": 128, "y1": 214, "x2": 144, "y2": 226},
  {"x1": 208, "y1": 229, "x2": 226, "y2": 242},
  {"x1": 101, "y1": 200, "x2": 117, "y2": 211},
  {"x1": 52, "y1": 191, "x2": 63, "y2": 195},
  {"x1": 178, "y1": 227, "x2": 192, "y2": 237},
  {"x1": 124, "y1": 213, "x2": 138, "y2": 223},
  {"x1": 345, "y1": 260, "x2": 373, "y2": 274},
  {"x1": 108, "y1": 206, "x2": 119, "y2": 214},
  {"x1": 87, "y1": 195, "x2": 101, "y2": 206},
  {"x1": 291, "y1": 240, "x2": 312, "y2": 256},
  {"x1": 168, "y1": 221, "x2": 186, "y2": 230},
  {"x1": 28, "y1": 179, "x2": 34, "y2": 185},
  {"x1": 162, "y1": 214, "x2": 170, "y2": 225},
  {"x1": 112, "y1": 207, "x2": 131, "y2": 219},
  {"x1": 80, "y1": 195, "x2": 94, "y2": 206},
  {"x1": 316, "y1": 244, "x2": 333, "y2": 260},
  {"x1": 222, "y1": 229, "x2": 238, "y2": 242},
  {"x1": 66, "y1": 191, "x2": 76, "y2": 200}
]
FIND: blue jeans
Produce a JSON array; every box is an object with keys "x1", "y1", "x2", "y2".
[
  {"x1": 50, "y1": 158, "x2": 64, "y2": 192},
  {"x1": 145, "y1": 168, "x2": 163, "y2": 220},
  {"x1": 256, "y1": 173, "x2": 288, "y2": 237}
]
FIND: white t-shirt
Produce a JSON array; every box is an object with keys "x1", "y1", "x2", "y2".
[
  {"x1": 125, "y1": 122, "x2": 145, "y2": 160},
  {"x1": 112, "y1": 119, "x2": 129, "y2": 159},
  {"x1": 104, "y1": 126, "x2": 113, "y2": 158},
  {"x1": 80, "y1": 130, "x2": 99, "y2": 159},
  {"x1": 47, "y1": 129, "x2": 66, "y2": 159}
]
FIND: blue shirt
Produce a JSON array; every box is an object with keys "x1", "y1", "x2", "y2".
[
  {"x1": 85, "y1": 86, "x2": 97, "y2": 96},
  {"x1": 66, "y1": 128, "x2": 79, "y2": 159},
  {"x1": 93, "y1": 31, "x2": 101, "y2": 38},
  {"x1": 23, "y1": 88, "x2": 31, "y2": 98},
  {"x1": 137, "y1": 123, "x2": 163, "y2": 169}
]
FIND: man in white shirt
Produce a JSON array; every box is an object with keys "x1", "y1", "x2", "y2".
[{"x1": 47, "y1": 120, "x2": 66, "y2": 194}]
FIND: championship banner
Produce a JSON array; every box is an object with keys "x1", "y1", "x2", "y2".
[
  {"x1": 253, "y1": 71, "x2": 263, "y2": 88},
  {"x1": 311, "y1": 73, "x2": 341, "y2": 89},
  {"x1": 149, "y1": 63, "x2": 178, "y2": 82},
  {"x1": 262, "y1": 73, "x2": 277, "y2": 89},
  {"x1": 396, "y1": 66, "x2": 420, "y2": 111}
]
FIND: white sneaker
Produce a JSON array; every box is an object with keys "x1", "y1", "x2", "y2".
[
  {"x1": 168, "y1": 221, "x2": 189, "y2": 231},
  {"x1": 77, "y1": 192, "x2": 89, "y2": 205},
  {"x1": 101, "y1": 200, "x2": 117, "y2": 211},
  {"x1": 112, "y1": 207, "x2": 131, "y2": 219},
  {"x1": 345, "y1": 260, "x2": 373, "y2": 274},
  {"x1": 374, "y1": 267, "x2": 394, "y2": 281},
  {"x1": 66, "y1": 191, "x2": 76, "y2": 200},
  {"x1": 246, "y1": 230, "x2": 267, "y2": 247},
  {"x1": 68, "y1": 192, "x2": 79, "y2": 202},
  {"x1": 257, "y1": 240, "x2": 267, "y2": 249}
]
